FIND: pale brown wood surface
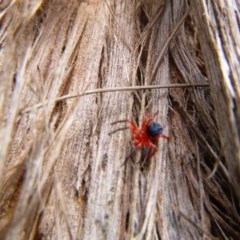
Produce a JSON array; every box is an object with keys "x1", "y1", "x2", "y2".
[{"x1": 0, "y1": 0, "x2": 239, "y2": 239}]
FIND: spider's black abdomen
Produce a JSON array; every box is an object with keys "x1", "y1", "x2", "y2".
[{"x1": 147, "y1": 122, "x2": 163, "y2": 137}]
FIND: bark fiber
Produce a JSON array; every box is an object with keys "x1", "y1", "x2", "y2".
[{"x1": 0, "y1": 0, "x2": 239, "y2": 239}]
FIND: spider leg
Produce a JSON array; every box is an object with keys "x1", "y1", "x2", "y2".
[
  {"x1": 120, "y1": 147, "x2": 136, "y2": 167},
  {"x1": 109, "y1": 119, "x2": 129, "y2": 135},
  {"x1": 161, "y1": 134, "x2": 169, "y2": 140},
  {"x1": 108, "y1": 127, "x2": 128, "y2": 135},
  {"x1": 142, "y1": 111, "x2": 159, "y2": 129},
  {"x1": 152, "y1": 133, "x2": 169, "y2": 141},
  {"x1": 110, "y1": 119, "x2": 128, "y2": 125},
  {"x1": 148, "y1": 142, "x2": 158, "y2": 158},
  {"x1": 126, "y1": 119, "x2": 139, "y2": 132},
  {"x1": 140, "y1": 148, "x2": 152, "y2": 167},
  {"x1": 151, "y1": 111, "x2": 159, "y2": 119}
]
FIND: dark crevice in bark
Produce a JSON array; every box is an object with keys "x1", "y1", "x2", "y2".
[{"x1": 169, "y1": 91, "x2": 240, "y2": 238}]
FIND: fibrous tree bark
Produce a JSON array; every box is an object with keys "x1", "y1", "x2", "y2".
[{"x1": 0, "y1": 0, "x2": 239, "y2": 239}]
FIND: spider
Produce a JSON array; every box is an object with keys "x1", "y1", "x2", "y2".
[{"x1": 110, "y1": 112, "x2": 169, "y2": 158}]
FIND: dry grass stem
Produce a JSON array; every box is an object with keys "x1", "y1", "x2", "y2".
[
  {"x1": 0, "y1": 0, "x2": 239, "y2": 239},
  {"x1": 22, "y1": 83, "x2": 209, "y2": 114}
]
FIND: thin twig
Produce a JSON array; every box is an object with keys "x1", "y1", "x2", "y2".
[
  {"x1": 21, "y1": 83, "x2": 209, "y2": 114},
  {"x1": 170, "y1": 93, "x2": 230, "y2": 181},
  {"x1": 170, "y1": 204, "x2": 219, "y2": 240},
  {"x1": 149, "y1": 8, "x2": 192, "y2": 83},
  {"x1": 134, "y1": 2, "x2": 166, "y2": 52}
]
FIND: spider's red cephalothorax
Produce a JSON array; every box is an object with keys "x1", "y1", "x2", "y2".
[{"x1": 126, "y1": 112, "x2": 169, "y2": 158}]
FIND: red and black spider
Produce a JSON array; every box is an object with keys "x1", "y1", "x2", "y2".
[{"x1": 110, "y1": 112, "x2": 169, "y2": 158}]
